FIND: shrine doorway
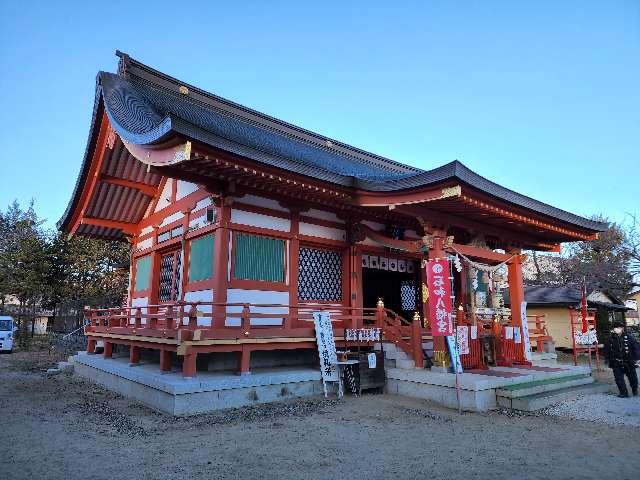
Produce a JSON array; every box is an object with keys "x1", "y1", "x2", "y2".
[{"x1": 361, "y1": 254, "x2": 420, "y2": 319}]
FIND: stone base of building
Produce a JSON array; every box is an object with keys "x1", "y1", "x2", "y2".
[
  {"x1": 72, "y1": 352, "x2": 596, "y2": 415},
  {"x1": 72, "y1": 353, "x2": 324, "y2": 416}
]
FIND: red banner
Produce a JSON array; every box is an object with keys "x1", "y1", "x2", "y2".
[{"x1": 426, "y1": 258, "x2": 453, "y2": 336}]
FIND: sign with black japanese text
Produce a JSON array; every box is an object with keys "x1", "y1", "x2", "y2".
[{"x1": 313, "y1": 312, "x2": 339, "y2": 384}]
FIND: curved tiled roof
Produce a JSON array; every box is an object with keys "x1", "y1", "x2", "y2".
[{"x1": 59, "y1": 51, "x2": 608, "y2": 234}]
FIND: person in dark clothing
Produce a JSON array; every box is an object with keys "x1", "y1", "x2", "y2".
[{"x1": 603, "y1": 321, "x2": 640, "y2": 398}]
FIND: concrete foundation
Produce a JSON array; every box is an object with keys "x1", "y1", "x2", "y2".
[
  {"x1": 73, "y1": 353, "x2": 324, "y2": 415},
  {"x1": 72, "y1": 350, "x2": 594, "y2": 415}
]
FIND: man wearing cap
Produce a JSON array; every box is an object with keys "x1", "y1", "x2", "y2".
[{"x1": 603, "y1": 321, "x2": 640, "y2": 398}]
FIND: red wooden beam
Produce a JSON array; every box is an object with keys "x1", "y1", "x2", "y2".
[
  {"x1": 358, "y1": 223, "x2": 421, "y2": 252},
  {"x1": 100, "y1": 174, "x2": 157, "y2": 197},
  {"x1": 449, "y1": 243, "x2": 514, "y2": 264},
  {"x1": 80, "y1": 216, "x2": 137, "y2": 236}
]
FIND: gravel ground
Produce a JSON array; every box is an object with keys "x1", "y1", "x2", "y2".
[
  {"x1": 1, "y1": 351, "x2": 639, "y2": 480},
  {"x1": 544, "y1": 393, "x2": 640, "y2": 427},
  {"x1": 544, "y1": 352, "x2": 640, "y2": 427}
]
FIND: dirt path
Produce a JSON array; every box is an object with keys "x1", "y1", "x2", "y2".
[{"x1": 1, "y1": 352, "x2": 639, "y2": 480}]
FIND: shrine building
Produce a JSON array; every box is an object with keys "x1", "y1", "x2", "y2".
[{"x1": 59, "y1": 52, "x2": 607, "y2": 414}]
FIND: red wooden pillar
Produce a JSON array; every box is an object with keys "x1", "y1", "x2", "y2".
[
  {"x1": 508, "y1": 252, "x2": 531, "y2": 365},
  {"x1": 237, "y1": 347, "x2": 251, "y2": 375},
  {"x1": 87, "y1": 338, "x2": 97, "y2": 354},
  {"x1": 103, "y1": 341, "x2": 113, "y2": 358},
  {"x1": 411, "y1": 313, "x2": 424, "y2": 367},
  {"x1": 349, "y1": 246, "x2": 363, "y2": 329},
  {"x1": 129, "y1": 346, "x2": 141, "y2": 365},
  {"x1": 288, "y1": 210, "x2": 300, "y2": 329},
  {"x1": 212, "y1": 196, "x2": 231, "y2": 329},
  {"x1": 160, "y1": 350, "x2": 172, "y2": 372},
  {"x1": 182, "y1": 351, "x2": 197, "y2": 377}
]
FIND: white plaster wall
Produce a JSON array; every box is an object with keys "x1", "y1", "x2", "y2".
[
  {"x1": 240, "y1": 194, "x2": 289, "y2": 212},
  {"x1": 160, "y1": 211, "x2": 185, "y2": 227},
  {"x1": 304, "y1": 208, "x2": 343, "y2": 223},
  {"x1": 154, "y1": 179, "x2": 174, "y2": 212},
  {"x1": 131, "y1": 297, "x2": 149, "y2": 308},
  {"x1": 140, "y1": 226, "x2": 154, "y2": 236},
  {"x1": 136, "y1": 238, "x2": 153, "y2": 251},
  {"x1": 299, "y1": 222, "x2": 345, "y2": 241},
  {"x1": 184, "y1": 289, "x2": 214, "y2": 326},
  {"x1": 193, "y1": 196, "x2": 213, "y2": 212},
  {"x1": 231, "y1": 209, "x2": 291, "y2": 232},
  {"x1": 189, "y1": 215, "x2": 209, "y2": 231},
  {"x1": 225, "y1": 289, "x2": 289, "y2": 326},
  {"x1": 176, "y1": 180, "x2": 199, "y2": 200}
]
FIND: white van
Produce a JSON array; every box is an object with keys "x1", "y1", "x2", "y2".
[{"x1": 0, "y1": 316, "x2": 16, "y2": 353}]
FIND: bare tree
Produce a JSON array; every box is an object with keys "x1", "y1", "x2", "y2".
[{"x1": 624, "y1": 214, "x2": 640, "y2": 282}]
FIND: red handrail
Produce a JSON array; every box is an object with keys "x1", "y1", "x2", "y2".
[{"x1": 84, "y1": 301, "x2": 424, "y2": 364}]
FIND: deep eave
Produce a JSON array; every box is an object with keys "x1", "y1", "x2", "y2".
[{"x1": 59, "y1": 51, "x2": 607, "y2": 244}]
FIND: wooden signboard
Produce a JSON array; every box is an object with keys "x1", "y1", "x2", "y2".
[{"x1": 313, "y1": 311, "x2": 338, "y2": 396}]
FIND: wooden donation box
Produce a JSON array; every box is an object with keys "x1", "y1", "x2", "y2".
[{"x1": 342, "y1": 328, "x2": 386, "y2": 395}]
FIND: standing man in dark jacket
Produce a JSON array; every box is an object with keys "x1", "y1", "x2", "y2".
[{"x1": 603, "y1": 321, "x2": 639, "y2": 398}]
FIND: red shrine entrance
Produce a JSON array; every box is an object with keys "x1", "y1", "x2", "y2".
[{"x1": 361, "y1": 255, "x2": 421, "y2": 319}]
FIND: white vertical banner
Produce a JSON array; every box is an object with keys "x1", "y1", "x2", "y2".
[
  {"x1": 520, "y1": 301, "x2": 532, "y2": 360},
  {"x1": 313, "y1": 312, "x2": 339, "y2": 388},
  {"x1": 457, "y1": 326, "x2": 470, "y2": 355},
  {"x1": 470, "y1": 325, "x2": 478, "y2": 340},
  {"x1": 513, "y1": 326, "x2": 522, "y2": 344},
  {"x1": 446, "y1": 335, "x2": 463, "y2": 373}
]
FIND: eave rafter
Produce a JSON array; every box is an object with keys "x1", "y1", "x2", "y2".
[
  {"x1": 80, "y1": 217, "x2": 137, "y2": 236},
  {"x1": 113, "y1": 133, "x2": 595, "y2": 248},
  {"x1": 355, "y1": 182, "x2": 595, "y2": 248},
  {"x1": 99, "y1": 174, "x2": 157, "y2": 197},
  {"x1": 393, "y1": 203, "x2": 561, "y2": 251},
  {"x1": 458, "y1": 194, "x2": 596, "y2": 241}
]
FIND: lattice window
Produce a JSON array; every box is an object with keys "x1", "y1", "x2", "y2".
[
  {"x1": 400, "y1": 280, "x2": 417, "y2": 311},
  {"x1": 173, "y1": 253, "x2": 182, "y2": 301},
  {"x1": 159, "y1": 251, "x2": 182, "y2": 302},
  {"x1": 298, "y1": 247, "x2": 342, "y2": 302}
]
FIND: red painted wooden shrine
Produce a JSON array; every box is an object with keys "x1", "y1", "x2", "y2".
[{"x1": 59, "y1": 52, "x2": 606, "y2": 377}]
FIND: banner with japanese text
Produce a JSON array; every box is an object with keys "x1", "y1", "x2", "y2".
[
  {"x1": 426, "y1": 258, "x2": 453, "y2": 336},
  {"x1": 313, "y1": 311, "x2": 339, "y2": 383}
]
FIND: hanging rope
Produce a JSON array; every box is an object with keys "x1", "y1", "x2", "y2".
[{"x1": 449, "y1": 245, "x2": 518, "y2": 273}]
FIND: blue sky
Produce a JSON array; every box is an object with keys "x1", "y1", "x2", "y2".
[{"x1": 1, "y1": 1, "x2": 638, "y2": 229}]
